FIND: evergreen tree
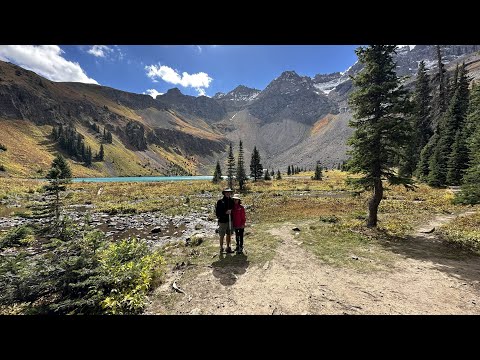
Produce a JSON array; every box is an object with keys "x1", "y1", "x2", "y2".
[
  {"x1": 312, "y1": 162, "x2": 323, "y2": 180},
  {"x1": 212, "y1": 161, "x2": 222, "y2": 183},
  {"x1": 446, "y1": 129, "x2": 469, "y2": 185},
  {"x1": 264, "y1": 168, "x2": 271, "y2": 180},
  {"x1": 276, "y1": 169, "x2": 282, "y2": 180},
  {"x1": 456, "y1": 83, "x2": 480, "y2": 203},
  {"x1": 97, "y1": 144, "x2": 104, "y2": 161},
  {"x1": 287, "y1": 165, "x2": 291, "y2": 175},
  {"x1": 227, "y1": 143, "x2": 236, "y2": 189},
  {"x1": 249, "y1": 146, "x2": 263, "y2": 181},
  {"x1": 429, "y1": 63, "x2": 470, "y2": 186},
  {"x1": 45, "y1": 155, "x2": 72, "y2": 223},
  {"x1": 435, "y1": 45, "x2": 448, "y2": 114},
  {"x1": 347, "y1": 45, "x2": 413, "y2": 227},
  {"x1": 85, "y1": 146, "x2": 92, "y2": 166},
  {"x1": 416, "y1": 135, "x2": 436, "y2": 180},
  {"x1": 270, "y1": 169, "x2": 275, "y2": 177},
  {"x1": 402, "y1": 61, "x2": 432, "y2": 177},
  {"x1": 236, "y1": 140, "x2": 247, "y2": 190}
]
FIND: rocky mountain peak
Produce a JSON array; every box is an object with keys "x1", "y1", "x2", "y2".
[{"x1": 164, "y1": 87, "x2": 183, "y2": 96}]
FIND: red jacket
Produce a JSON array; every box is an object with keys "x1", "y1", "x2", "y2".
[{"x1": 232, "y1": 203, "x2": 246, "y2": 228}]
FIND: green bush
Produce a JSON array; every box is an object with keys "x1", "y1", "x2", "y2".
[
  {"x1": 0, "y1": 225, "x2": 32, "y2": 249},
  {"x1": 99, "y1": 237, "x2": 164, "y2": 314}
]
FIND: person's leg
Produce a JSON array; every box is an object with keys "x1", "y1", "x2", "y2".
[
  {"x1": 226, "y1": 223, "x2": 233, "y2": 252},
  {"x1": 239, "y1": 228, "x2": 244, "y2": 250},
  {"x1": 219, "y1": 234, "x2": 224, "y2": 252},
  {"x1": 218, "y1": 222, "x2": 226, "y2": 252}
]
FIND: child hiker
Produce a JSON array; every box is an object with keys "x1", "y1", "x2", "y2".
[{"x1": 232, "y1": 194, "x2": 246, "y2": 254}]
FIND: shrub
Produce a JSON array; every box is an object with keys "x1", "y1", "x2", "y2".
[{"x1": 0, "y1": 225, "x2": 32, "y2": 249}]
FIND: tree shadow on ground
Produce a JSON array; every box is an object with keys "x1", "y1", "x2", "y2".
[
  {"x1": 378, "y1": 229, "x2": 480, "y2": 288},
  {"x1": 211, "y1": 252, "x2": 250, "y2": 286}
]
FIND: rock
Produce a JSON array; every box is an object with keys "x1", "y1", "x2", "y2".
[
  {"x1": 195, "y1": 223, "x2": 203, "y2": 230},
  {"x1": 292, "y1": 227, "x2": 300, "y2": 231},
  {"x1": 351, "y1": 255, "x2": 359, "y2": 260},
  {"x1": 263, "y1": 261, "x2": 270, "y2": 270},
  {"x1": 421, "y1": 227, "x2": 435, "y2": 234},
  {"x1": 151, "y1": 227, "x2": 162, "y2": 233}
]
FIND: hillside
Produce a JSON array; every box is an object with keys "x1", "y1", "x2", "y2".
[{"x1": 0, "y1": 60, "x2": 228, "y2": 177}]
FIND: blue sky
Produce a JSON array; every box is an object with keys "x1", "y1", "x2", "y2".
[{"x1": 0, "y1": 45, "x2": 360, "y2": 98}]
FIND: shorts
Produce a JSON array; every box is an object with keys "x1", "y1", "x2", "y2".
[{"x1": 218, "y1": 221, "x2": 233, "y2": 237}]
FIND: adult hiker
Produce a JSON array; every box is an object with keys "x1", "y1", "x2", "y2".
[
  {"x1": 232, "y1": 194, "x2": 246, "y2": 254},
  {"x1": 216, "y1": 188, "x2": 234, "y2": 253}
]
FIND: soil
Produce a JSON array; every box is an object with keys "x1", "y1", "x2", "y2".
[{"x1": 147, "y1": 211, "x2": 480, "y2": 314}]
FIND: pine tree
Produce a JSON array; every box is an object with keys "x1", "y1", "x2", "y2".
[
  {"x1": 85, "y1": 146, "x2": 92, "y2": 166},
  {"x1": 402, "y1": 61, "x2": 432, "y2": 177},
  {"x1": 249, "y1": 146, "x2": 263, "y2": 181},
  {"x1": 429, "y1": 63, "x2": 470, "y2": 186},
  {"x1": 276, "y1": 169, "x2": 282, "y2": 180},
  {"x1": 212, "y1": 161, "x2": 222, "y2": 183},
  {"x1": 227, "y1": 143, "x2": 236, "y2": 189},
  {"x1": 97, "y1": 144, "x2": 104, "y2": 161},
  {"x1": 456, "y1": 82, "x2": 480, "y2": 203},
  {"x1": 236, "y1": 140, "x2": 247, "y2": 190},
  {"x1": 347, "y1": 45, "x2": 413, "y2": 227},
  {"x1": 44, "y1": 155, "x2": 72, "y2": 223},
  {"x1": 287, "y1": 165, "x2": 291, "y2": 175},
  {"x1": 312, "y1": 162, "x2": 323, "y2": 180},
  {"x1": 264, "y1": 168, "x2": 271, "y2": 180},
  {"x1": 270, "y1": 169, "x2": 275, "y2": 177},
  {"x1": 446, "y1": 129, "x2": 469, "y2": 185}
]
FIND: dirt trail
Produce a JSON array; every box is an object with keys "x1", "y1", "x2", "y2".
[{"x1": 148, "y1": 211, "x2": 480, "y2": 314}]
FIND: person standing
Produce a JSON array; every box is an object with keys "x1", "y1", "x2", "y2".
[
  {"x1": 216, "y1": 188, "x2": 234, "y2": 253},
  {"x1": 231, "y1": 194, "x2": 246, "y2": 254}
]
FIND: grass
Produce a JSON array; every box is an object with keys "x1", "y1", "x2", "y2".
[
  {"x1": 438, "y1": 211, "x2": 480, "y2": 254},
  {"x1": 298, "y1": 219, "x2": 398, "y2": 272}
]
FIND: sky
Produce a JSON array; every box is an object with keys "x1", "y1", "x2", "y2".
[{"x1": 0, "y1": 45, "x2": 361, "y2": 98}]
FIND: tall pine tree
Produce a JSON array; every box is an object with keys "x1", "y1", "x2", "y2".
[
  {"x1": 429, "y1": 63, "x2": 470, "y2": 186},
  {"x1": 45, "y1": 154, "x2": 72, "y2": 223},
  {"x1": 227, "y1": 143, "x2": 236, "y2": 189},
  {"x1": 347, "y1": 45, "x2": 412, "y2": 227},
  {"x1": 456, "y1": 82, "x2": 480, "y2": 203},
  {"x1": 312, "y1": 162, "x2": 323, "y2": 180},
  {"x1": 236, "y1": 140, "x2": 247, "y2": 190},
  {"x1": 249, "y1": 146, "x2": 263, "y2": 181},
  {"x1": 212, "y1": 161, "x2": 222, "y2": 183},
  {"x1": 403, "y1": 61, "x2": 432, "y2": 177}
]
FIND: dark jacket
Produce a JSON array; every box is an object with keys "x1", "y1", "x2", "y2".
[{"x1": 216, "y1": 196, "x2": 234, "y2": 223}]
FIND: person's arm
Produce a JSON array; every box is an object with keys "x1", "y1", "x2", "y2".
[
  {"x1": 242, "y1": 207, "x2": 246, "y2": 227},
  {"x1": 215, "y1": 200, "x2": 222, "y2": 219}
]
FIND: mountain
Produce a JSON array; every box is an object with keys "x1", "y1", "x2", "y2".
[
  {"x1": 0, "y1": 61, "x2": 227, "y2": 177},
  {"x1": 1, "y1": 45, "x2": 480, "y2": 178},
  {"x1": 214, "y1": 85, "x2": 260, "y2": 112}
]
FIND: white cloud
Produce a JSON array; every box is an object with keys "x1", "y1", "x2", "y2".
[
  {"x1": 0, "y1": 45, "x2": 98, "y2": 84},
  {"x1": 196, "y1": 45, "x2": 202, "y2": 53},
  {"x1": 143, "y1": 89, "x2": 163, "y2": 99},
  {"x1": 145, "y1": 63, "x2": 212, "y2": 96},
  {"x1": 87, "y1": 45, "x2": 113, "y2": 58}
]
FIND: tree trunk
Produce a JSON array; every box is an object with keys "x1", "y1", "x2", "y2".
[{"x1": 367, "y1": 178, "x2": 383, "y2": 227}]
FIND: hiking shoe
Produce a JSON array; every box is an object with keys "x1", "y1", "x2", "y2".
[{"x1": 226, "y1": 247, "x2": 234, "y2": 254}]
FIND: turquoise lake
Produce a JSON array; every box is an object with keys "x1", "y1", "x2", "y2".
[{"x1": 71, "y1": 176, "x2": 213, "y2": 183}]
